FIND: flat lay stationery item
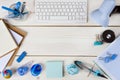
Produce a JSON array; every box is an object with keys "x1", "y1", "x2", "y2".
[
  {"x1": 2, "y1": 69, "x2": 12, "y2": 79},
  {"x1": 16, "y1": 51, "x2": 27, "y2": 63},
  {"x1": 31, "y1": 64, "x2": 42, "y2": 76},
  {"x1": 0, "y1": 51, "x2": 15, "y2": 73},
  {"x1": 94, "y1": 29, "x2": 116, "y2": 46},
  {"x1": 74, "y1": 61, "x2": 107, "y2": 79},
  {"x1": 66, "y1": 64, "x2": 79, "y2": 75},
  {"x1": 94, "y1": 34, "x2": 103, "y2": 46},
  {"x1": 46, "y1": 61, "x2": 63, "y2": 78},
  {"x1": 17, "y1": 61, "x2": 33, "y2": 76},
  {"x1": 2, "y1": 2, "x2": 29, "y2": 20},
  {"x1": 95, "y1": 36, "x2": 120, "y2": 80},
  {"x1": 17, "y1": 66, "x2": 29, "y2": 76},
  {"x1": 0, "y1": 20, "x2": 17, "y2": 57},
  {"x1": 101, "y1": 30, "x2": 115, "y2": 43},
  {"x1": 91, "y1": 0, "x2": 115, "y2": 27}
]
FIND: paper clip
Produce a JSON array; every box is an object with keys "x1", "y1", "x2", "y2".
[{"x1": 99, "y1": 52, "x2": 118, "y2": 63}]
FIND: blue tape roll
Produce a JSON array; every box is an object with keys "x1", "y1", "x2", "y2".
[{"x1": 31, "y1": 64, "x2": 42, "y2": 76}]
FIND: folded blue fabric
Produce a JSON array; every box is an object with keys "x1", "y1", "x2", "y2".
[{"x1": 91, "y1": 0, "x2": 115, "y2": 27}]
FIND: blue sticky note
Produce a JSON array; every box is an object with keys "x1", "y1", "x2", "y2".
[{"x1": 46, "y1": 61, "x2": 63, "y2": 78}]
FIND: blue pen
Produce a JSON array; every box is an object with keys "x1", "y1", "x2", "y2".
[{"x1": 2, "y1": 6, "x2": 18, "y2": 14}]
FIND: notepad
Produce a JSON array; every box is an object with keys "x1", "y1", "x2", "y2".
[
  {"x1": 46, "y1": 61, "x2": 63, "y2": 78},
  {"x1": 0, "y1": 26, "x2": 24, "y2": 72},
  {"x1": 95, "y1": 36, "x2": 120, "y2": 80},
  {"x1": 0, "y1": 20, "x2": 17, "y2": 57}
]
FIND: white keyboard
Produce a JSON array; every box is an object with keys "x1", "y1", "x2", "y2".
[{"x1": 35, "y1": 0, "x2": 88, "y2": 24}]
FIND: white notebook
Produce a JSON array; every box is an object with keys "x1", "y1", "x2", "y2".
[
  {"x1": 0, "y1": 20, "x2": 17, "y2": 57},
  {"x1": 95, "y1": 36, "x2": 120, "y2": 80}
]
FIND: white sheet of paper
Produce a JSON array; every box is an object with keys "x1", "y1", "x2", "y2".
[
  {"x1": 0, "y1": 28, "x2": 23, "y2": 72},
  {"x1": 9, "y1": 29, "x2": 23, "y2": 45},
  {"x1": 0, "y1": 20, "x2": 17, "y2": 57},
  {"x1": 0, "y1": 51, "x2": 14, "y2": 72}
]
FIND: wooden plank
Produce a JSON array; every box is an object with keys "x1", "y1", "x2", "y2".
[
  {"x1": 16, "y1": 27, "x2": 120, "y2": 56},
  {"x1": 0, "y1": 56, "x2": 106, "y2": 80}
]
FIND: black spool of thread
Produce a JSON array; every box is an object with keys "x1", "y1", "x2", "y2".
[{"x1": 101, "y1": 30, "x2": 115, "y2": 43}]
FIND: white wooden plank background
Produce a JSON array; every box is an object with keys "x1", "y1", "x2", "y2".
[
  {"x1": 17, "y1": 27, "x2": 120, "y2": 56},
  {"x1": 0, "y1": 0, "x2": 120, "y2": 80}
]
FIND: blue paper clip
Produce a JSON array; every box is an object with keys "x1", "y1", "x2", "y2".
[{"x1": 99, "y1": 52, "x2": 118, "y2": 63}]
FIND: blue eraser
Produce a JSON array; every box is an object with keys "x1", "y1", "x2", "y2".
[{"x1": 17, "y1": 51, "x2": 27, "y2": 63}]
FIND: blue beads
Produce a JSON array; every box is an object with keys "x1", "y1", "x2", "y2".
[{"x1": 66, "y1": 64, "x2": 79, "y2": 75}]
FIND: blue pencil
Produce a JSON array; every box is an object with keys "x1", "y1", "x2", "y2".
[{"x1": 2, "y1": 6, "x2": 18, "y2": 14}]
